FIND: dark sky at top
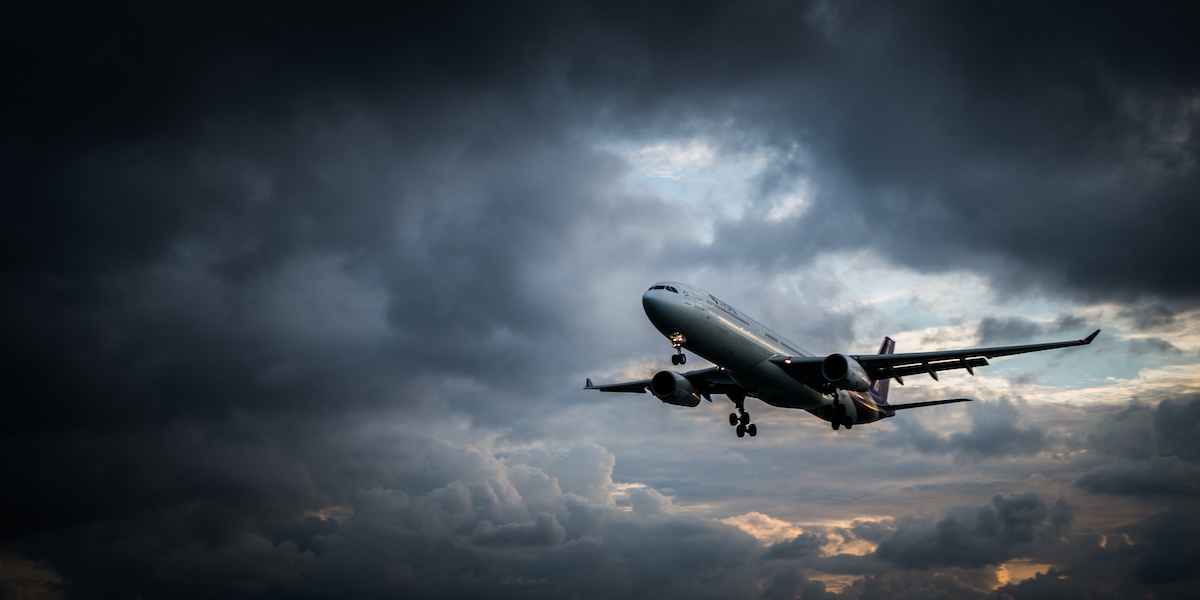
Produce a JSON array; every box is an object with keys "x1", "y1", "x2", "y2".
[{"x1": 2, "y1": 1, "x2": 1199, "y2": 598}]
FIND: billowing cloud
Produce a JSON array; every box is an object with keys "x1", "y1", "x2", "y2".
[
  {"x1": 1075, "y1": 456, "x2": 1200, "y2": 497},
  {"x1": 878, "y1": 398, "x2": 1047, "y2": 463},
  {"x1": 2, "y1": 1, "x2": 1199, "y2": 598},
  {"x1": 873, "y1": 493, "x2": 1072, "y2": 570},
  {"x1": 1076, "y1": 395, "x2": 1200, "y2": 497}
]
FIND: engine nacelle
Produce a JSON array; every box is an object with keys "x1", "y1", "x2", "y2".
[
  {"x1": 650, "y1": 371, "x2": 702, "y2": 407},
  {"x1": 821, "y1": 353, "x2": 872, "y2": 392}
]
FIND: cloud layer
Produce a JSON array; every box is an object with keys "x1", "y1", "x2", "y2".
[{"x1": 2, "y1": 1, "x2": 1198, "y2": 598}]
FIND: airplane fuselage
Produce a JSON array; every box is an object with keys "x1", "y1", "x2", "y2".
[
  {"x1": 642, "y1": 282, "x2": 889, "y2": 425},
  {"x1": 590, "y1": 281, "x2": 1097, "y2": 436}
]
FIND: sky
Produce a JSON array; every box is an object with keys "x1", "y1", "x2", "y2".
[{"x1": 2, "y1": 1, "x2": 1199, "y2": 598}]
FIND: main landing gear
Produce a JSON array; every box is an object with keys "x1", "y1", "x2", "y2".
[
  {"x1": 828, "y1": 398, "x2": 853, "y2": 431},
  {"x1": 669, "y1": 332, "x2": 687, "y2": 365},
  {"x1": 727, "y1": 392, "x2": 757, "y2": 438}
]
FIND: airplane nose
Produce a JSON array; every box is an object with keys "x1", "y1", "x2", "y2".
[
  {"x1": 642, "y1": 290, "x2": 668, "y2": 321},
  {"x1": 642, "y1": 290, "x2": 660, "y2": 309}
]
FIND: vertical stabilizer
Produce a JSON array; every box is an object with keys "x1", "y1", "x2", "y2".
[{"x1": 870, "y1": 337, "x2": 895, "y2": 404}]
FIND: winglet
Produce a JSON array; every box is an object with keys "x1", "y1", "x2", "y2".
[
  {"x1": 1083, "y1": 329, "x2": 1100, "y2": 344},
  {"x1": 585, "y1": 378, "x2": 594, "y2": 389}
]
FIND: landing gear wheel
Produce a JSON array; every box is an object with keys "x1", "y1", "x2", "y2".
[
  {"x1": 678, "y1": 353, "x2": 686, "y2": 364},
  {"x1": 671, "y1": 354, "x2": 680, "y2": 365},
  {"x1": 843, "y1": 417, "x2": 853, "y2": 430},
  {"x1": 831, "y1": 419, "x2": 841, "y2": 431},
  {"x1": 729, "y1": 394, "x2": 756, "y2": 438}
]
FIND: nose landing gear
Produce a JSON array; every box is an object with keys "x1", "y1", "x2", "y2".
[
  {"x1": 727, "y1": 392, "x2": 756, "y2": 437},
  {"x1": 669, "y1": 333, "x2": 687, "y2": 365}
]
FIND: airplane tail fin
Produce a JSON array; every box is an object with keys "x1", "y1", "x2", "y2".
[{"x1": 870, "y1": 337, "x2": 895, "y2": 404}]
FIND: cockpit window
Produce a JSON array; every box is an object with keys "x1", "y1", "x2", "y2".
[
  {"x1": 666, "y1": 286, "x2": 678, "y2": 293},
  {"x1": 649, "y1": 285, "x2": 666, "y2": 290}
]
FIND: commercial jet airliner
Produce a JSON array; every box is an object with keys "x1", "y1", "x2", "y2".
[{"x1": 586, "y1": 282, "x2": 1099, "y2": 437}]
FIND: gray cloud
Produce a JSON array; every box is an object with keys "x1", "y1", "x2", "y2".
[
  {"x1": 1075, "y1": 456, "x2": 1200, "y2": 498},
  {"x1": 839, "y1": 571, "x2": 990, "y2": 600},
  {"x1": 879, "y1": 398, "x2": 1047, "y2": 463},
  {"x1": 872, "y1": 493, "x2": 1072, "y2": 570},
  {"x1": 1076, "y1": 395, "x2": 1200, "y2": 497},
  {"x1": 472, "y1": 513, "x2": 568, "y2": 548},
  {"x1": 1127, "y1": 508, "x2": 1200, "y2": 585},
  {"x1": 761, "y1": 565, "x2": 833, "y2": 600},
  {"x1": 976, "y1": 313, "x2": 1098, "y2": 346},
  {"x1": 977, "y1": 316, "x2": 1045, "y2": 346},
  {"x1": 764, "y1": 532, "x2": 827, "y2": 560},
  {"x1": 1090, "y1": 395, "x2": 1200, "y2": 459},
  {"x1": 1128, "y1": 337, "x2": 1184, "y2": 356},
  {"x1": 1153, "y1": 395, "x2": 1200, "y2": 460},
  {"x1": 1085, "y1": 402, "x2": 1157, "y2": 460},
  {"x1": 2, "y1": 1, "x2": 1200, "y2": 598}
]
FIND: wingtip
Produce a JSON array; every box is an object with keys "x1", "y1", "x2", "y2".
[
  {"x1": 585, "y1": 378, "x2": 593, "y2": 389},
  {"x1": 1084, "y1": 329, "x2": 1100, "y2": 344}
]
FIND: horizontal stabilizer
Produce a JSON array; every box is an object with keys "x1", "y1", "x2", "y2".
[{"x1": 889, "y1": 398, "x2": 973, "y2": 410}]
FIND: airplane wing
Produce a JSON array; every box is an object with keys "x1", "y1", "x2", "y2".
[
  {"x1": 586, "y1": 367, "x2": 744, "y2": 401},
  {"x1": 771, "y1": 330, "x2": 1100, "y2": 385},
  {"x1": 889, "y1": 398, "x2": 972, "y2": 410}
]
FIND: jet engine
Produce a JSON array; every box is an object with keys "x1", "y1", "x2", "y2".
[
  {"x1": 821, "y1": 353, "x2": 872, "y2": 392},
  {"x1": 650, "y1": 371, "x2": 702, "y2": 407}
]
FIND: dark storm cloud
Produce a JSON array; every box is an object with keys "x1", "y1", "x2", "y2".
[
  {"x1": 1119, "y1": 304, "x2": 1185, "y2": 331},
  {"x1": 3, "y1": 1, "x2": 1200, "y2": 598},
  {"x1": 1076, "y1": 456, "x2": 1200, "y2": 497},
  {"x1": 1087, "y1": 395, "x2": 1200, "y2": 460},
  {"x1": 5, "y1": 1, "x2": 1198, "y2": 303},
  {"x1": 839, "y1": 571, "x2": 991, "y2": 600},
  {"x1": 763, "y1": 532, "x2": 826, "y2": 560},
  {"x1": 879, "y1": 398, "x2": 1046, "y2": 463},
  {"x1": 1075, "y1": 395, "x2": 1200, "y2": 497},
  {"x1": 1153, "y1": 395, "x2": 1200, "y2": 459},
  {"x1": 1085, "y1": 401, "x2": 1157, "y2": 460},
  {"x1": 1128, "y1": 337, "x2": 1183, "y2": 356},
  {"x1": 872, "y1": 492, "x2": 1072, "y2": 569},
  {"x1": 760, "y1": 566, "x2": 833, "y2": 600},
  {"x1": 7, "y1": 437, "x2": 790, "y2": 599},
  {"x1": 693, "y1": 1, "x2": 1200, "y2": 301},
  {"x1": 975, "y1": 314, "x2": 1091, "y2": 346},
  {"x1": 977, "y1": 316, "x2": 1045, "y2": 346},
  {"x1": 1126, "y1": 508, "x2": 1200, "y2": 585}
]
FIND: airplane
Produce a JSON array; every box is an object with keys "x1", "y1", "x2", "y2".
[{"x1": 586, "y1": 282, "x2": 1099, "y2": 437}]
